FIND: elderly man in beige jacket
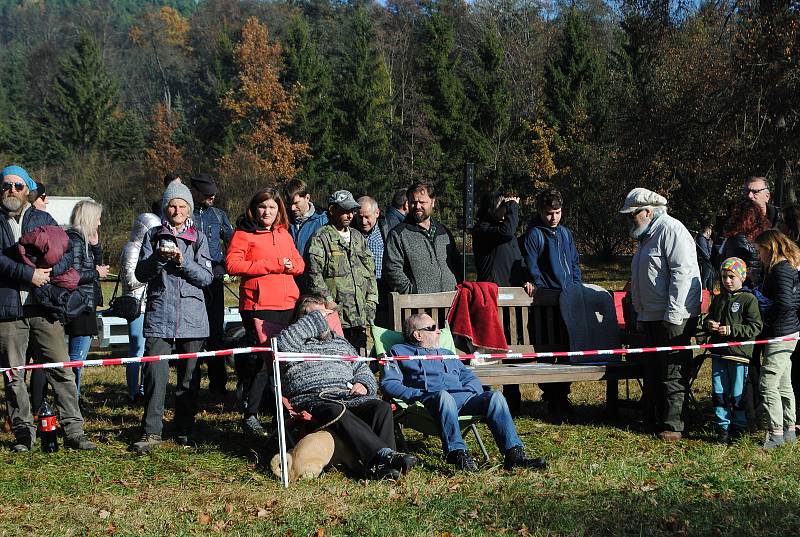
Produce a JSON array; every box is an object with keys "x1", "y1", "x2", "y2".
[{"x1": 621, "y1": 188, "x2": 702, "y2": 441}]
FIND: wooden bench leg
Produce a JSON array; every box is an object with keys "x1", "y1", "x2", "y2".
[{"x1": 606, "y1": 379, "x2": 619, "y2": 417}]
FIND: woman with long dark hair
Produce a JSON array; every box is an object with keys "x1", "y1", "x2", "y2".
[
  {"x1": 226, "y1": 188, "x2": 305, "y2": 437},
  {"x1": 721, "y1": 200, "x2": 771, "y2": 289}
]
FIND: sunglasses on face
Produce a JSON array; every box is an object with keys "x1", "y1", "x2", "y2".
[
  {"x1": 415, "y1": 324, "x2": 438, "y2": 332},
  {"x1": 743, "y1": 187, "x2": 768, "y2": 195},
  {"x1": 2, "y1": 182, "x2": 25, "y2": 192},
  {"x1": 626, "y1": 209, "x2": 644, "y2": 220}
]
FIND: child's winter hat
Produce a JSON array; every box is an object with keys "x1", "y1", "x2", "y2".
[{"x1": 720, "y1": 257, "x2": 747, "y2": 281}]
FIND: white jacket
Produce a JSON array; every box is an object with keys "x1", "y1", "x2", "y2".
[
  {"x1": 630, "y1": 212, "x2": 701, "y2": 324},
  {"x1": 119, "y1": 212, "x2": 161, "y2": 313}
]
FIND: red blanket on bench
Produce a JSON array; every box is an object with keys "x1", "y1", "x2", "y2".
[{"x1": 447, "y1": 281, "x2": 509, "y2": 352}]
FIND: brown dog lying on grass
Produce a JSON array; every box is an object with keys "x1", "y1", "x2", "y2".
[{"x1": 271, "y1": 431, "x2": 335, "y2": 482}]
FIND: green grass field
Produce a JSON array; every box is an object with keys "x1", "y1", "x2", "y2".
[{"x1": 5, "y1": 260, "x2": 798, "y2": 536}]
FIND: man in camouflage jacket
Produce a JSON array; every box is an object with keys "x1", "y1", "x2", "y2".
[{"x1": 306, "y1": 190, "x2": 378, "y2": 353}]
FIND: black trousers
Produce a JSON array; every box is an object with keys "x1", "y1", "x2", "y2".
[
  {"x1": 309, "y1": 399, "x2": 396, "y2": 471},
  {"x1": 237, "y1": 309, "x2": 292, "y2": 417},
  {"x1": 200, "y1": 277, "x2": 227, "y2": 391}
]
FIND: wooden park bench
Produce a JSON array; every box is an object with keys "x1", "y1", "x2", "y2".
[{"x1": 386, "y1": 287, "x2": 642, "y2": 413}]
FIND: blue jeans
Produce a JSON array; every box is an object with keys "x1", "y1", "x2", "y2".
[
  {"x1": 423, "y1": 390, "x2": 523, "y2": 454},
  {"x1": 711, "y1": 357, "x2": 748, "y2": 431},
  {"x1": 126, "y1": 313, "x2": 145, "y2": 400},
  {"x1": 68, "y1": 335, "x2": 92, "y2": 397}
]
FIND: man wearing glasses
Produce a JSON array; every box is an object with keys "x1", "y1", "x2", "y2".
[
  {"x1": 0, "y1": 165, "x2": 95, "y2": 452},
  {"x1": 620, "y1": 188, "x2": 701, "y2": 442},
  {"x1": 742, "y1": 176, "x2": 780, "y2": 227},
  {"x1": 189, "y1": 173, "x2": 234, "y2": 396},
  {"x1": 381, "y1": 313, "x2": 546, "y2": 473}
]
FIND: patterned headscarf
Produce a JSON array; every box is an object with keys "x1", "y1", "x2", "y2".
[{"x1": 720, "y1": 257, "x2": 747, "y2": 281}]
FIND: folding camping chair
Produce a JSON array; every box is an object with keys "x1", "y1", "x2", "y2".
[{"x1": 371, "y1": 324, "x2": 490, "y2": 462}]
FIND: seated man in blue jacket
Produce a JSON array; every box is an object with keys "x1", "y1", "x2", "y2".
[{"x1": 381, "y1": 313, "x2": 546, "y2": 472}]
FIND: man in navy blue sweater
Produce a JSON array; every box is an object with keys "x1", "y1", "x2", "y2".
[
  {"x1": 522, "y1": 188, "x2": 582, "y2": 421},
  {"x1": 381, "y1": 313, "x2": 546, "y2": 473}
]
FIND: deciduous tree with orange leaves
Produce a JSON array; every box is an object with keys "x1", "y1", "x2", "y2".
[
  {"x1": 219, "y1": 16, "x2": 308, "y2": 194},
  {"x1": 145, "y1": 102, "x2": 188, "y2": 186}
]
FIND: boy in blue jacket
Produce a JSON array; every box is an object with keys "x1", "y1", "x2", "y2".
[
  {"x1": 521, "y1": 188, "x2": 582, "y2": 419},
  {"x1": 381, "y1": 313, "x2": 546, "y2": 472}
]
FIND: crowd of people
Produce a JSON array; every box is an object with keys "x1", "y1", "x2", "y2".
[{"x1": 2, "y1": 162, "x2": 799, "y2": 480}]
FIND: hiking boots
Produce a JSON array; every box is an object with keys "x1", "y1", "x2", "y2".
[
  {"x1": 715, "y1": 429, "x2": 730, "y2": 446},
  {"x1": 504, "y1": 446, "x2": 547, "y2": 470},
  {"x1": 65, "y1": 434, "x2": 97, "y2": 451},
  {"x1": 366, "y1": 461, "x2": 402, "y2": 481},
  {"x1": 242, "y1": 415, "x2": 268, "y2": 437},
  {"x1": 446, "y1": 449, "x2": 479, "y2": 473},
  {"x1": 388, "y1": 452, "x2": 418, "y2": 475},
  {"x1": 132, "y1": 433, "x2": 162, "y2": 454},
  {"x1": 11, "y1": 433, "x2": 34, "y2": 453},
  {"x1": 175, "y1": 431, "x2": 194, "y2": 447}
]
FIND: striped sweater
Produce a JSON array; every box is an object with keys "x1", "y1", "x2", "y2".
[{"x1": 276, "y1": 309, "x2": 377, "y2": 411}]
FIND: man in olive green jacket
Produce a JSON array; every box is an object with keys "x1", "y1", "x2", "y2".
[{"x1": 306, "y1": 190, "x2": 378, "y2": 353}]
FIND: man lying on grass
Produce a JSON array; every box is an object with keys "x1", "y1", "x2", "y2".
[
  {"x1": 381, "y1": 313, "x2": 546, "y2": 472},
  {"x1": 276, "y1": 293, "x2": 417, "y2": 480}
]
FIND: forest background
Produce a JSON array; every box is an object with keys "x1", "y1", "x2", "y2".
[{"x1": 0, "y1": 0, "x2": 798, "y2": 260}]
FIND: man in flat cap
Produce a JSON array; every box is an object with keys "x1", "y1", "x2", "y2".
[
  {"x1": 190, "y1": 173, "x2": 234, "y2": 396},
  {"x1": 305, "y1": 190, "x2": 378, "y2": 353},
  {"x1": 620, "y1": 187, "x2": 702, "y2": 441}
]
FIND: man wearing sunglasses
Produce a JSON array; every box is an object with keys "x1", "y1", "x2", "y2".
[
  {"x1": 0, "y1": 165, "x2": 95, "y2": 452},
  {"x1": 382, "y1": 313, "x2": 546, "y2": 473},
  {"x1": 742, "y1": 176, "x2": 780, "y2": 228}
]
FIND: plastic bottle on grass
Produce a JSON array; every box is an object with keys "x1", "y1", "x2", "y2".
[{"x1": 38, "y1": 401, "x2": 58, "y2": 453}]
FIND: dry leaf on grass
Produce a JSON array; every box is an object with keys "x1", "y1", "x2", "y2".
[
  {"x1": 197, "y1": 512, "x2": 212, "y2": 525},
  {"x1": 314, "y1": 528, "x2": 325, "y2": 537},
  {"x1": 98, "y1": 510, "x2": 111, "y2": 519},
  {"x1": 224, "y1": 503, "x2": 234, "y2": 514}
]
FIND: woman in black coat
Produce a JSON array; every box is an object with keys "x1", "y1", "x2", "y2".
[
  {"x1": 65, "y1": 200, "x2": 109, "y2": 398},
  {"x1": 721, "y1": 200, "x2": 770, "y2": 289}
]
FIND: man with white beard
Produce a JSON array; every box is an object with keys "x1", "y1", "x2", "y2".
[
  {"x1": 0, "y1": 165, "x2": 95, "y2": 452},
  {"x1": 620, "y1": 188, "x2": 701, "y2": 442}
]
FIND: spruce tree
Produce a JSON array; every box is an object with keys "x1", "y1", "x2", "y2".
[
  {"x1": 416, "y1": 9, "x2": 476, "y2": 216},
  {"x1": 282, "y1": 14, "x2": 338, "y2": 191},
  {"x1": 466, "y1": 25, "x2": 512, "y2": 187},
  {"x1": 43, "y1": 30, "x2": 119, "y2": 159},
  {"x1": 334, "y1": 4, "x2": 392, "y2": 197}
]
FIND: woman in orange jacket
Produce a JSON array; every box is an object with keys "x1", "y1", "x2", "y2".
[{"x1": 226, "y1": 188, "x2": 305, "y2": 436}]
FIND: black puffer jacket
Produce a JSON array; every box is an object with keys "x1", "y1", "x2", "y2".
[
  {"x1": 721, "y1": 234, "x2": 762, "y2": 288},
  {"x1": 67, "y1": 229, "x2": 102, "y2": 310},
  {"x1": 760, "y1": 259, "x2": 800, "y2": 337}
]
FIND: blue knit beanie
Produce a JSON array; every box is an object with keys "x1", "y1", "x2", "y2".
[{"x1": 1, "y1": 165, "x2": 37, "y2": 191}]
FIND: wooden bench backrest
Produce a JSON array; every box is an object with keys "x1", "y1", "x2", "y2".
[{"x1": 387, "y1": 287, "x2": 568, "y2": 353}]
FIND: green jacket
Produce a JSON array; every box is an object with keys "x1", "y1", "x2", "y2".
[
  {"x1": 306, "y1": 224, "x2": 378, "y2": 329},
  {"x1": 704, "y1": 288, "x2": 763, "y2": 360}
]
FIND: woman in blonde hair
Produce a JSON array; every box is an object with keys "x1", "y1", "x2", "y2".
[
  {"x1": 753, "y1": 229, "x2": 800, "y2": 448},
  {"x1": 65, "y1": 200, "x2": 109, "y2": 398}
]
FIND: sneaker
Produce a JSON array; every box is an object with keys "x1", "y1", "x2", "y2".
[
  {"x1": 503, "y1": 445, "x2": 547, "y2": 470},
  {"x1": 388, "y1": 452, "x2": 418, "y2": 475},
  {"x1": 762, "y1": 432, "x2": 785, "y2": 450},
  {"x1": 783, "y1": 427, "x2": 797, "y2": 445},
  {"x1": 366, "y1": 461, "x2": 401, "y2": 481},
  {"x1": 65, "y1": 434, "x2": 97, "y2": 451},
  {"x1": 132, "y1": 433, "x2": 162, "y2": 454},
  {"x1": 446, "y1": 449, "x2": 479, "y2": 473},
  {"x1": 715, "y1": 429, "x2": 730, "y2": 446},
  {"x1": 658, "y1": 431, "x2": 682, "y2": 442},
  {"x1": 242, "y1": 415, "x2": 268, "y2": 437}
]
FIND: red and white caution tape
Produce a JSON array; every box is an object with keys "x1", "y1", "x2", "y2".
[
  {"x1": 5, "y1": 334, "x2": 799, "y2": 375},
  {"x1": 273, "y1": 334, "x2": 800, "y2": 363},
  {"x1": 0, "y1": 346, "x2": 272, "y2": 376}
]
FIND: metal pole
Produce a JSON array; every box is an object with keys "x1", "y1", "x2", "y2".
[
  {"x1": 271, "y1": 337, "x2": 289, "y2": 488},
  {"x1": 463, "y1": 163, "x2": 475, "y2": 281}
]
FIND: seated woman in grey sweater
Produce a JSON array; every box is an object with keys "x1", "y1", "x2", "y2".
[{"x1": 276, "y1": 294, "x2": 416, "y2": 480}]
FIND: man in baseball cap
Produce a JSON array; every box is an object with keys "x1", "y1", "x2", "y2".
[{"x1": 304, "y1": 189, "x2": 377, "y2": 353}]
